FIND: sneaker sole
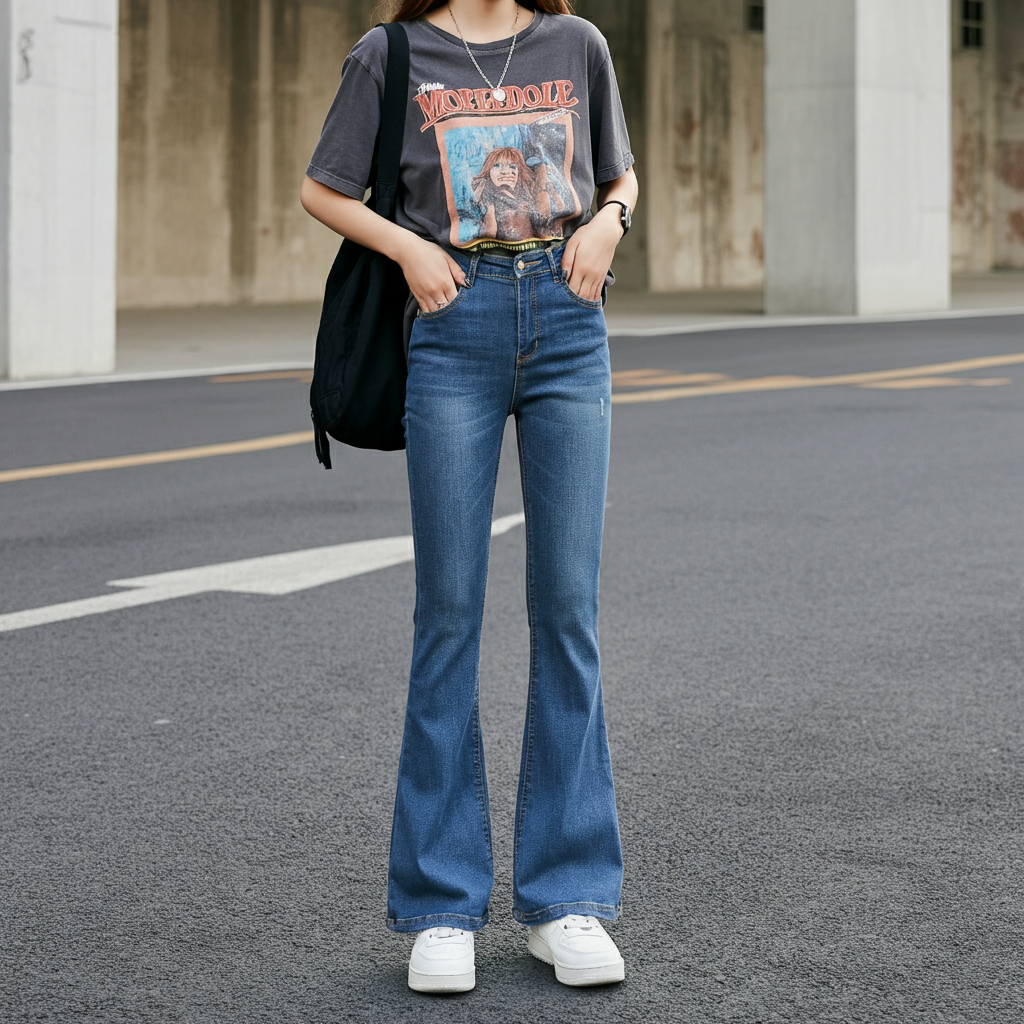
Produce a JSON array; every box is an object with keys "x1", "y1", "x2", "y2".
[
  {"x1": 527, "y1": 932, "x2": 625, "y2": 987},
  {"x1": 407, "y1": 965, "x2": 476, "y2": 993}
]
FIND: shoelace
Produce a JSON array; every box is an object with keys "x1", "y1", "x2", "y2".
[{"x1": 430, "y1": 927, "x2": 467, "y2": 940}]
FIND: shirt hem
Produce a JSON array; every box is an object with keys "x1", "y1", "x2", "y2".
[
  {"x1": 459, "y1": 236, "x2": 564, "y2": 253},
  {"x1": 595, "y1": 153, "x2": 635, "y2": 186},
  {"x1": 304, "y1": 164, "x2": 367, "y2": 202}
]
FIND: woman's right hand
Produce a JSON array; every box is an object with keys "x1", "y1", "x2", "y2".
[{"x1": 396, "y1": 235, "x2": 467, "y2": 313}]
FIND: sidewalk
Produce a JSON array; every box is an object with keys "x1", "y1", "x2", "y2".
[
  {"x1": 3, "y1": 272, "x2": 1021, "y2": 389},
  {"x1": 115, "y1": 271, "x2": 1024, "y2": 375}
]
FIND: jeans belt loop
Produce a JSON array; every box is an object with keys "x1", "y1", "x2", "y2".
[
  {"x1": 467, "y1": 252, "x2": 481, "y2": 288},
  {"x1": 544, "y1": 245, "x2": 560, "y2": 281}
]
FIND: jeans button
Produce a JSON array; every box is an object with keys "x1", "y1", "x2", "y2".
[{"x1": 517, "y1": 260, "x2": 525, "y2": 270}]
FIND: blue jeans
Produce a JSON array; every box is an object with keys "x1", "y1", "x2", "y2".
[{"x1": 386, "y1": 244, "x2": 623, "y2": 933}]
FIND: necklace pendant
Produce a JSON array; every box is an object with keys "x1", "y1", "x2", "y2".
[{"x1": 492, "y1": 88, "x2": 506, "y2": 102}]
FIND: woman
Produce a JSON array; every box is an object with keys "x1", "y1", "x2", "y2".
[
  {"x1": 470, "y1": 146, "x2": 544, "y2": 242},
  {"x1": 301, "y1": 0, "x2": 638, "y2": 994}
]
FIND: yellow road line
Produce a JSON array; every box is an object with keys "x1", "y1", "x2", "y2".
[
  {"x1": 0, "y1": 431, "x2": 314, "y2": 484},
  {"x1": 611, "y1": 352, "x2": 1024, "y2": 404},
  {"x1": 5, "y1": 352, "x2": 1021, "y2": 483},
  {"x1": 858, "y1": 376, "x2": 1011, "y2": 389},
  {"x1": 209, "y1": 370, "x2": 313, "y2": 383},
  {"x1": 611, "y1": 370, "x2": 730, "y2": 387}
]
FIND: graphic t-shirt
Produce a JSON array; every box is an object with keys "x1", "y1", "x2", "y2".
[{"x1": 306, "y1": 13, "x2": 633, "y2": 253}]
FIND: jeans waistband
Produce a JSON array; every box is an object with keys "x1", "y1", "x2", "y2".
[
  {"x1": 473, "y1": 237, "x2": 561, "y2": 257},
  {"x1": 450, "y1": 243, "x2": 566, "y2": 285}
]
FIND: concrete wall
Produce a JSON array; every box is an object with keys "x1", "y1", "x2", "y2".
[
  {"x1": 112, "y1": 0, "x2": 1022, "y2": 313},
  {"x1": 948, "y1": 0, "x2": 1024, "y2": 272},
  {"x1": 994, "y1": 0, "x2": 1024, "y2": 267},
  {"x1": 117, "y1": 0, "x2": 378, "y2": 309},
  {"x1": 646, "y1": 0, "x2": 764, "y2": 292},
  {"x1": 644, "y1": 0, "x2": 1020, "y2": 293},
  {"x1": 951, "y1": 7, "x2": 997, "y2": 272},
  {"x1": 117, "y1": 0, "x2": 650, "y2": 308},
  {"x1": 575, "y1": 0, "x2": 648, "y2": 290}
]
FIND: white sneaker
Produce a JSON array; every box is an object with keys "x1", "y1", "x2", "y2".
[
  {"x1": 527, "y1": 915, "x2": 625, "y2": 986},
  {"x1": 407, "y1": 927, "x2": 475, "y2": 993}
]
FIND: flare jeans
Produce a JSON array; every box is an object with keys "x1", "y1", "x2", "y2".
[{"x1": 386, "y1": 244, "x2": 623, "y2": 932}]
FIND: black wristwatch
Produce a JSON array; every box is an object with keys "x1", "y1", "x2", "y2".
[{"x1": 599, "y1": 200, "x2": 631, "y2": 236}]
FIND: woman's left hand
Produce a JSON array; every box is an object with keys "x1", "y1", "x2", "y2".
[{"x1": 561, "y1": 205, "x2": 623, "y2": 302}]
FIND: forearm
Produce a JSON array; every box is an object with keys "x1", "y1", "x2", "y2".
[
  {"x1": 595, "y1": 166, "x2": 639, "y2": 217},
  {"x1": 299, "y1": 175, "x2": 413, "y2": 263},
  {"x1": 562, "y1": 167, "x2": 639, "y2": 301}
]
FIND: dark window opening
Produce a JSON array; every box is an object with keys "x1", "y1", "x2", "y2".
[
  {"x1": 962, "y1": 1, "x2": 984, "y2": 48},
  {"x1": 748, "y1": 3, "x2": 764, "y2": 33}
]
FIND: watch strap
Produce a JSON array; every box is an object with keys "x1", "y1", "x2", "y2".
[{"x1": 599, "y1": 200, "x2": 630, "y2": 235}]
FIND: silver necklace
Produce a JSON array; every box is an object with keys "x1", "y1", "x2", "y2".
[{"x1": 448, "y1": 2, "x2": 520, "y2": 103}]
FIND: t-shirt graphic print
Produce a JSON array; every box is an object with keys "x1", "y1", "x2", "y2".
[
  {"x1": 415, "y1": 80, "x2": 583, "y2": 249},
  {"x1": 306, "y1": 14, "x2": 633, "y2": 255}
]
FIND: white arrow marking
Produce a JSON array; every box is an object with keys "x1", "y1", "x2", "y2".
[{"x1": 0, "y1": 512, "x2": 525, "y2": 634}]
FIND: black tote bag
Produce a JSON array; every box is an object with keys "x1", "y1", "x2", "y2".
[{"x1": 309, "y1": 22, "x2": 410, "y2": 466}]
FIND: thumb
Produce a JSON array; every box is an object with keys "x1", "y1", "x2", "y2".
[
  {"x1": 446, "y1": 254, "x2": 467, "y2": 286},
  {"x1": 561, "y1": 239, "x2": 577, "y2": 277}
]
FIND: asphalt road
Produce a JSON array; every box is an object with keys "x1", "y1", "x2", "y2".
[{"x1": 2, "y1": 314, "x2": 1022, "y2": 1023}]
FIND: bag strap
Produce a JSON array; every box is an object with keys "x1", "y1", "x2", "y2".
[{"x1": 375, "y1": 22, "x2": 410, "y2": 221}]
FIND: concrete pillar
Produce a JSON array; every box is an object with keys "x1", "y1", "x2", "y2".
[
  {"x1": 1, "y1": 2, "x2": 118, "y2": 380},
  {"x1": 765, "y1": 0, "x2": 950, "y2": 315}
]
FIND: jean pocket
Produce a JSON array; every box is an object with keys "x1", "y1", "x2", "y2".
[
  {"x1": 414, "y1": 286, "x2": 470, "y2": 320},
  {"x1": 557, "y1": 277, "x2": 605, "y2": 310}
]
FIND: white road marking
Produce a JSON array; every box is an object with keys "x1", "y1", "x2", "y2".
[{"x1": 0, "y1": 513, "x2": 526, "y2": 635}]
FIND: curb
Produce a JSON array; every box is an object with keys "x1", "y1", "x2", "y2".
[{"x1": 0, "y1": 361, "x2": 314, "y2": 393}]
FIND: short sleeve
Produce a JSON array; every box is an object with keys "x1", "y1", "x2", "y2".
[
  {"x1": 305, "y1": 29, "x2": 387, "y2": 199},
  {"x1": 588, "y1": 42, "x2": 634, "y2": 185}
]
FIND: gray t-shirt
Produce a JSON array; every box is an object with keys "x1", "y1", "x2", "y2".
[{"x1": 307, "y1": 12, "x2": 633, "y2": 253}]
